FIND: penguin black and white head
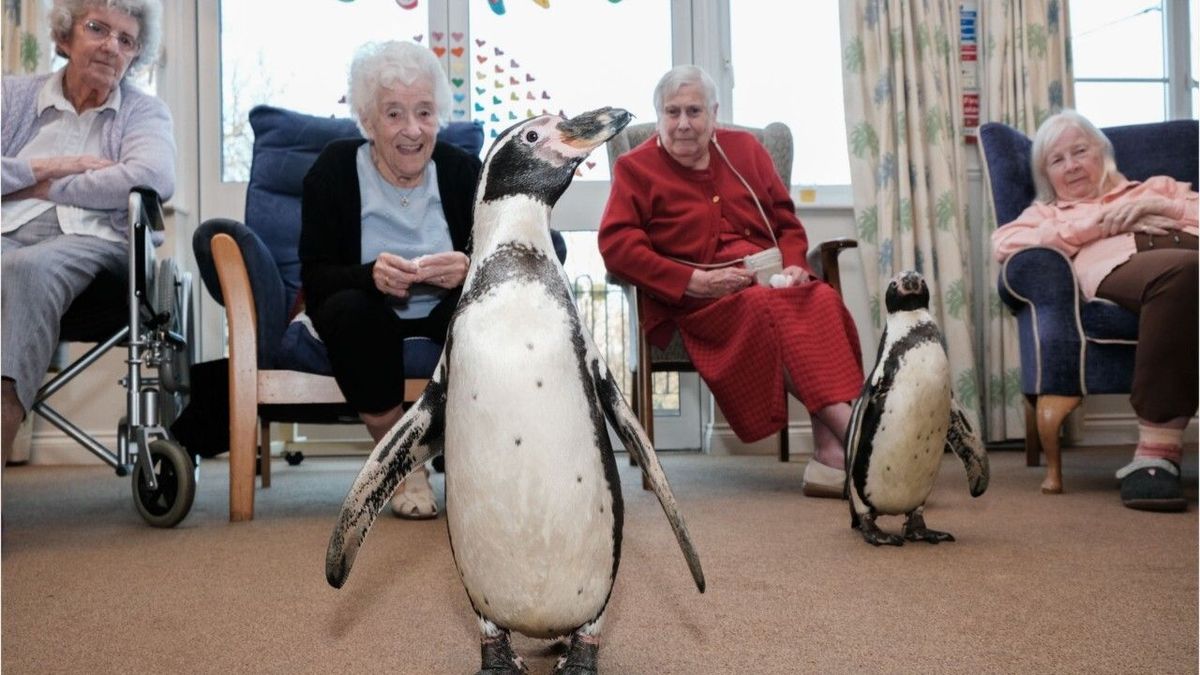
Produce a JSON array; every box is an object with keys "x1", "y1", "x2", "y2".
[
  {"x1": 884, "y1": 270, "x2": 931, "y2": 314},
  {"x1": 478, "y1": 107, "x2": 632, "y2": 207}
]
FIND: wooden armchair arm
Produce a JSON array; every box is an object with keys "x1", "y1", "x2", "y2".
[
  {"x1": 209, "y1": 232, "x2": 258, "y2": 521},
  {"x1": 812, "y1": 237, "x2": 858, "y2": 297}
]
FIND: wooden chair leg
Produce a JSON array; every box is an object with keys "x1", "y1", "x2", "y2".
[
  {"x1": 1024, "y1": 396, "x2": 1042, "y2": 467},
  {"x1": 228, "y1": 363, "x2": 256, "y2": 522},
  {"x1": 1035, "y1": 395, "x2": 1082, "y2": 495},
  {"x1": 260, "y1": 420, "x2": 271, "y2": 489},
  {"x1": 778, "y1": 386, "x2": 790, "y2": 462}
]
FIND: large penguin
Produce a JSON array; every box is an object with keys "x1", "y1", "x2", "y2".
[
  {"x1": 325, "y1": 108, "x2": 704, "y2": 675},
  {"x1": 845, "y1": 271, "x2": 989, "y2": 547}
]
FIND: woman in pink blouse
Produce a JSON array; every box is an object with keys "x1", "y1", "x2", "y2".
[{"x1": 992, "y1": 110, "x2": 1197, "y2": 512}]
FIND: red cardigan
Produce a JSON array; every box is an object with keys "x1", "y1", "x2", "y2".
[{"x1": 598, "y1": 129, "x2": 811, "y2": 347}]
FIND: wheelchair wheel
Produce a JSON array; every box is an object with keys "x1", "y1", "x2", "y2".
[
  {"x1": 132, "y1": 438, "x2": 196, "y2": 528},
  {"x1": 155, "y1": 258, "x2": 192, "y2": 395}
]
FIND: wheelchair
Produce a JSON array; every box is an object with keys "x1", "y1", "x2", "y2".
[{"x1": 29, "y1": 187, "x2": 197, "y2": 527}]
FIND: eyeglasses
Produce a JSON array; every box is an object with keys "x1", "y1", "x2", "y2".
[{"x1": 81, "y1": 19, "x2": 141, "y2": 54}]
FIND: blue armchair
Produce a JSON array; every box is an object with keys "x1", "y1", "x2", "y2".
[
  {"x1": 980, "y1": 118, "x2": 1198, "y2": 493},
  {"x1": 194, "y1": 105, "x2": 566, "y2": 520}
]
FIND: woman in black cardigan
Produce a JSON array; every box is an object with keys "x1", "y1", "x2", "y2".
[{"x1": 299, "y1": 41, "x2": 480, "y2": 520}]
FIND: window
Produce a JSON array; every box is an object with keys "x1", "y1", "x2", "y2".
[
  {"x1": 1070, "y1": 0, "x2": 1195, "y2": 126},
  {"x1": 199, "y1": 1, "x2": 846, "y2": 450},
  {"x1": 729, "y1": 2, "x2": 850, "y2": 187},
  {"x1": 219, "y1": 0, "x2": 429, "y2": 181},
  {"x1": 466, "y1": 1, "x2": 671, "y2": 181}
]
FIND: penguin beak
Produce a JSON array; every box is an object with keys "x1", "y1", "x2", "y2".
[{"x1": 557, "y1": 107, "x2": 632, "y2": 152}]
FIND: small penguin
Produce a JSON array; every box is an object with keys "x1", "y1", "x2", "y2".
[
  {"x1": 845, "y1": 271, "x2": 989, "y2": 547},
  {"x1": 325, "y1": 108, "x2": 705, "y2": 675}
]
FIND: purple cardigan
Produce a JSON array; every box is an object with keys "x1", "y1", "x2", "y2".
[{"x1": 1, "y1": 71, "x2": 176, "y2": 243}]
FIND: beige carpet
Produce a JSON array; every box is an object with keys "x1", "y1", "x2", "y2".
[{"x1": 2, "y1": 447, "x2": 1197, "y2": 674}]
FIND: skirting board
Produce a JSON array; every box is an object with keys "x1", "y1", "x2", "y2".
[
  {"x1": 706, "y1": 414, "x2": 1199, "y2": 458},
  {"x1": 705, "y1": 420, "x2": 815, "y2": 458}
]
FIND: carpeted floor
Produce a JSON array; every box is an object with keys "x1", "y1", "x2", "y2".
[{"x1": 2, "y1": 447, "x2": 1197, "y2": 674}]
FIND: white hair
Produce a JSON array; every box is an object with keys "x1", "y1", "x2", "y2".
[
  {"x1": 347, "y1": 41, "x2": 452, "y2": 138},
  {"x1": 49, "y1": 0, "x2": 163, "y2": 75},
  {"x1": 1030, "y1": 109, "x2": 1121, "y2": 203},
  {"x1": 652, "y1": 64, "x2": 719, "y2": 115}
]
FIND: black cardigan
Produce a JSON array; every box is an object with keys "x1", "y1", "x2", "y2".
[{"x1": 298, "y1": 138, "x2": 481, "y2": 315}]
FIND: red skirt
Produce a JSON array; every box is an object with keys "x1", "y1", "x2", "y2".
[{"x1": 674, "y1": 282, "x2": 864, "y2": 442}]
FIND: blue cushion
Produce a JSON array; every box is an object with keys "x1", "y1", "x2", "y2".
[
  {"x1": 245, "y1": 105, "x2": 485, "y2": 312},
  {"x1": 1080, "y1": 300, "x2": 1139, "y2": 342}
]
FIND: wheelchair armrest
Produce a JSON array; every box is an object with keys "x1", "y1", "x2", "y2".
[
  {"x1": 195, "y1": 218, "x2": 288, "y2": 368},
  {"x1": 129, "y1": 186, "x2": 165, "y2": 232}
]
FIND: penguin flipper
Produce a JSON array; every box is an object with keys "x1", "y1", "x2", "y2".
[
  {"x1": 589, "y1": 359, "x2": 706, "y2": 594},
  {"x1": 844, "y1": 389, "x2": 869, "y2": 528},
  {"x1": 946, "y1": 398, "x2": 989, "y2": 497},
  {"x1": 325, "y1": 357, "x2": 449, "y2": 589}
]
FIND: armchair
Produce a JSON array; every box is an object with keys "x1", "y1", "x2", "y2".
[
  {"x1": 980, "y1": 118, "x2": 1198, "y2": 493},
  {"x1": 605, "y1": 122, "x2": 857, "y2": 464},
  {"x1": 195, "y1": 105, "x2": 539, "y2": 521}
]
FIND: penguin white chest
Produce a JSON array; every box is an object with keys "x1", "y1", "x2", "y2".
[
  {"x1": 864, "y1": 340, "x2": 951, "y2": 514},
  {"x1": 443, "y1": 278, "x2": 618, "y2": 637}
]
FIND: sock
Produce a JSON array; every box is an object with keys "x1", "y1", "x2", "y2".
[{"x1": 1135, "y1": 422, "x2": 1185, "y2": 464}]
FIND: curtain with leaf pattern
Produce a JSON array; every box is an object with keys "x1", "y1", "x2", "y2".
[
  {"x1": 3, "y1": 0, "x2": 53, "y2": 76},
  {"x1": 978, "y1": 0, "x2": 1073, "y2": 440},
  {"x1": 839, "y1": 0, "x2": 981, "y2": 431}
]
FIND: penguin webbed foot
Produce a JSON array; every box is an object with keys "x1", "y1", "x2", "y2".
[
  {"x1": 478, "y1": 632, "x2": 528, "y2": 674},
  {"x1": 902, "y1": 512, "x2": 955, "y2": 544},
  {"x1": 857, "y1": 514, "x2": 904, "y2": 547},
  {"x1": 551, "y1": 633, "x2": 600, "y2": 674}
]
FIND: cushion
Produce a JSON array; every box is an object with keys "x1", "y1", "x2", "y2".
[{"x1": 244, "y1": 105, "x2": 485, "y2": 311}]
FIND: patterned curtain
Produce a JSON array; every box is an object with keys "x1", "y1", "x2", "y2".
[
  {"x1": 2, "y1": 0, "x2": 53, "y2": 76},
  {"x1": 840, "y1": 0, "x2": 981, "y2": 430},
  {"x1": 978, "y1": 0, "x2": 1073, "y2": 440}
]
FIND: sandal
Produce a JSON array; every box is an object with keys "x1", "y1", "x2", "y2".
[
  {"x1": 390, "y1": 467, "x2": 439, "y2": 519},
  {"x1": 1116, "y1": 458, "x2": 1187, "y2": 512},
  {"x1": 802, "y1": 460, "x2": 846, "y2": 499}
]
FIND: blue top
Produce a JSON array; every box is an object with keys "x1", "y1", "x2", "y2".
[{"x1": 356, "y1": 143, "x2": 452, "y2": 319}]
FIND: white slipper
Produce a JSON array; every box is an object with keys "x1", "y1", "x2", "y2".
[
  {"x1": 802, "y1": 460, "x2": 846, "y2": 499},
  {"x1": 390, "y1": 467, "x2": 438, "y2": 520}
]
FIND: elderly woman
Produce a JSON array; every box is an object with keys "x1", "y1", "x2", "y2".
[
  {"x1": 299, "y1": 41, "x2": 478, "y2": 519},
  {"x1": 599, "y1": 65, "x2": 864, "y2": 498},
  {"x1": 1, "y1": 0, "x2": 173, "y2": 463},
  {"x1": 992, "y1": 110, "x2": 1198, "y2": 512}
]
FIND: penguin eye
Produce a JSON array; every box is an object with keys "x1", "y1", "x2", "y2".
[{"x1": 524, "y1": 130, "x2": 539, "y2": 143}]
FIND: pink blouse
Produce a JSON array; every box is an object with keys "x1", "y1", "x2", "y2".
[{"x1": 992, "y1": 176, "x2": 1198, "y2": 299}]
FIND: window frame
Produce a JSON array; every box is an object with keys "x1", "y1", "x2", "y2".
[{"x1": 1071, "y1": 0, "x2": 1195, "y2": 121}]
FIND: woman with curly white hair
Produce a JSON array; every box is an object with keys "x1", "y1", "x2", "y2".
[
  {"x1": 1, "y1": 0, "x2": 174, "y2": 463},
  {"x1": 300, "y1": 41, "x2": 479, "y2": 519}
]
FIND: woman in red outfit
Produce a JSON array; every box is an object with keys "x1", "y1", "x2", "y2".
[{"x1": 598, "y1": 65, "x2": 864, "y2": 498}]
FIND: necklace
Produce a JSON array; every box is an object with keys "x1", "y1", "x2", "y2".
[{"x1": 398, "y1": 185, "x2": 417, "y2": 208}]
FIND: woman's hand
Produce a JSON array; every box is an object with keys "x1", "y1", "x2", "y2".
[
  {"x1": 30, "y1": 155, "x2": 114, "y2": 182},
  {"x1": 1098, "y1": 196, "x2": 1183, "y2": 237},
  {"x1": 779, "y1": 265, "x2": 815, "y2": 287},
  {"x1": 685, "y1": 267, "x2": 755, "y2": 298},
  {"x1": 373, "y1": 252, "x2": 421, "y2": 298},
  {"x1": 414, "y1": 251, "x2": 470, "y2": 289}
]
